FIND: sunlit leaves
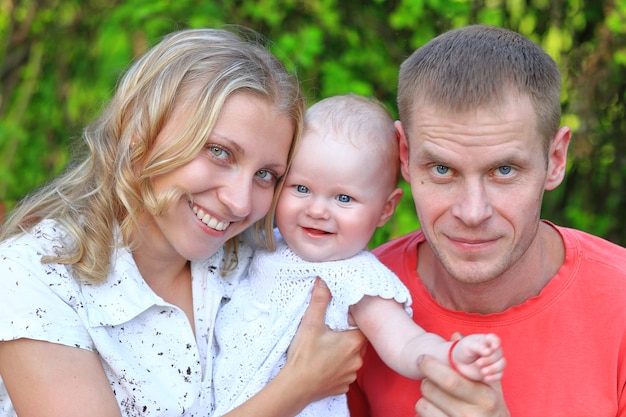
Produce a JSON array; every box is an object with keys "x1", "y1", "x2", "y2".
[{"x1": 1, "y1": 0, "x2": 625, "y2": 244}]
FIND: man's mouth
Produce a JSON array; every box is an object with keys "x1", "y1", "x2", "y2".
[{"x1": 192, "y1": 205, "x2": 230, "y2": 231}]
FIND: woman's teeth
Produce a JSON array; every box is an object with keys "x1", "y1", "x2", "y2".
[{"x1": 192, "y1": 206, "x2": 230, "y2": 231}]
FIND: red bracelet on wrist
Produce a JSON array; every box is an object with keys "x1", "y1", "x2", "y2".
[{"x1": 448, "y1": 339, "x2": 462, "y2": 373}]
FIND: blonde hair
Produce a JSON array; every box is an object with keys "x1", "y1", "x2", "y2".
[
  {"x1": 304, "y1": 94, "x2": 399, "y2": 190},
  {"x1": 1, "y1": 27, "x2": 304, "y2": 283},
  {"x1": 398, "y1": 25, "x2": 561, "y2": 154}
]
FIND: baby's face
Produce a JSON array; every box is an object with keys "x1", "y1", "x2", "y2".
[{"x1": 276, "y1": 130, "x2": 393, "y2": 262}]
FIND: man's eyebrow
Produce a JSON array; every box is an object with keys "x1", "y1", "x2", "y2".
[
  {"x1": 488, "y1": 152, "x2": 529, "y2": 167},
  {"x1": 414, "y1": 147, "x2": 445, "y2": 164}
]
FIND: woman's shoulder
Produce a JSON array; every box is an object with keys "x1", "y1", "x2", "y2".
[
  {"x1": 0, "y1": 219, "x2": 80, "y2": 296},
  {"x1": 0, "y1": 219, "x2": 97, "y2": 350},
  {"x1": 0, "y1": 219, "x2": 70, "y2": 263}
]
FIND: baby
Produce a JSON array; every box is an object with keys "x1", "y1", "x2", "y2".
[{"x1": 213, "y1": 94, "x2": 505, "y2": 416}]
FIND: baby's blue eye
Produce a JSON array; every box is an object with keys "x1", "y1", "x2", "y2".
[
  {"x1": 296, "y1": 185, "x2": 309, "y2": 194},
  {"x1": 336, "y1": 194, "x2": 352, "y2": 203}
]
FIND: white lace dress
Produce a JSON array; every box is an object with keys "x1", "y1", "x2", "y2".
[{"x1": 213, "y1": 236, "x2": 412, "y2": 416}]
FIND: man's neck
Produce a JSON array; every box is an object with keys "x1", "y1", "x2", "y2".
[{"x1": 417, "y1": 223, "x2": 565, "y2": 314}]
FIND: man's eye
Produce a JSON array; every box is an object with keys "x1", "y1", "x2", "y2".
[
  {"x1": 497, "y1": 166, "x2": 513, "y2": 176},
  {"x1": 296, "y1": 184, "x2": 309, "y2": 193},
  {"x1": 435, "y1": 165, "x2": 449, "y2": 175},
  {"x1": 336, "y1": 194, "x2": 352, "y2": 203}
]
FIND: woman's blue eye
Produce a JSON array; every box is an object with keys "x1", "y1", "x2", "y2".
[
  {"x1": 336, "y1": 194, "x2": 352, "y2": 203},
  {"x1": 296, "y1": 184, "x2": 309, "y2": 193},
  {"x1": 208, "y1": 145, "x2": 229, "y2": 161},
  {"x1": 256, "y1": 169, "x2": 276, "y2": 182}
]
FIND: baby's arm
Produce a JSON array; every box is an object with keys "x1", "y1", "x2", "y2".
[{"x1": 350, "y1": 296, "x2": 504, "y2": 382}]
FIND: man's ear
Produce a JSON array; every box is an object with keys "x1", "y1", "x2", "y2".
[
  {"x1": 545, "y1": 126, "x2": 571, "y2": 191},
  {"x1": 377, "y1": 187, "x2": 404, "y2": 227},
  {"x1": 395, "y1": 120, "x2": 411, "y2": 183}
]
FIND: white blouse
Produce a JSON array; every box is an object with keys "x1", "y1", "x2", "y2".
[
  {"x1": 0, "y1": 219, "x2": 252, "y2": 416},
  {"x1": 213, "y1": 234, "x2": 412, "y2": 416}
]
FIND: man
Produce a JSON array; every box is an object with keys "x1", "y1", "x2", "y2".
[{"x1": 348, "y1": 25, "x2": 626, "y2": 416}]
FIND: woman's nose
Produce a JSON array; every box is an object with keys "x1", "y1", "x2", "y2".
[{"x1": 218, "y1": 176, "x2": 253, "y2": 218}]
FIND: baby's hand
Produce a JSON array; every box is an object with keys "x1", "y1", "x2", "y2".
[{"x1": 449, "y1": 333, "x2": 505, "y2": 383}]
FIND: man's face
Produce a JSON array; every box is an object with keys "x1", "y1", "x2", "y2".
[{"x1": 399, "y1": 94, "x2": 567, "y2": 285}]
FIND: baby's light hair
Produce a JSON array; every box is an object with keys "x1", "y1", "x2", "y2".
[{"x1": 304, "y1": 94, "x2": 399, "y2": 191}]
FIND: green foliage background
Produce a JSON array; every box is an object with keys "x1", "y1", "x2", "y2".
[{"x1": 1, "y1": 0, "x2": 625, "y2": 248}]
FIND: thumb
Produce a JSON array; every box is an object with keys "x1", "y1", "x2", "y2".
[{"x1": 303, "y1": 278, "x2": 331, "y2": 325}]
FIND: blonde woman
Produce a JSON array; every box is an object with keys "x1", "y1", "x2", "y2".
[{"x1": 0, "y1": 28, "x2": 363, "y2": 417}]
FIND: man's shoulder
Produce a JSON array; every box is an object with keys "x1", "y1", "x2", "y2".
[
  {"x1": 557, "y1": 224, "x2": 626, "y2": 274},
  {"x1": 371, "y1": 229, "x2": 424, "y2": 262}
]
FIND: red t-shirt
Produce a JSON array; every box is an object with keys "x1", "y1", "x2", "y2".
[{"x1": 348, "y1": 223, "x2": 626, "y2": 416}]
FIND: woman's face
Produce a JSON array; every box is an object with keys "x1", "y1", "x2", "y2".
[{"x1": 140, "y1": 92, "x2": 294, "y2": 263}]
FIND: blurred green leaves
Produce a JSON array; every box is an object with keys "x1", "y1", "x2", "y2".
[{"x1": 1, "y1": 0, "x2": 625, "y2": 246}]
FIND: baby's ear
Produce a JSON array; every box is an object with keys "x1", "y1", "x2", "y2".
[{"x1": 377, "y1": 187, "x2": 404, "y2": 227}]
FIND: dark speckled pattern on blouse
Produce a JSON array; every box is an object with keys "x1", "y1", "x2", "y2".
[{"x1": 0, "y1": 219, "x2": 253, "y2": 416}]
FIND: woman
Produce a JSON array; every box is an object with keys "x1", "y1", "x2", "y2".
[{"x1": 0, "y1": 28, "x2": 363, "y2": 417}]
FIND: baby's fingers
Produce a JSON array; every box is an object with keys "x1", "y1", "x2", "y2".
[
  {"x1": 484, "y1": 333, "x2": 501, "y2": 350},
  {"x1": 481, "y1": 357, "x2": 506, "y2": 383},
  {"x1": 477, "y1": 347, "x2": 504, "y2": 367}
]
